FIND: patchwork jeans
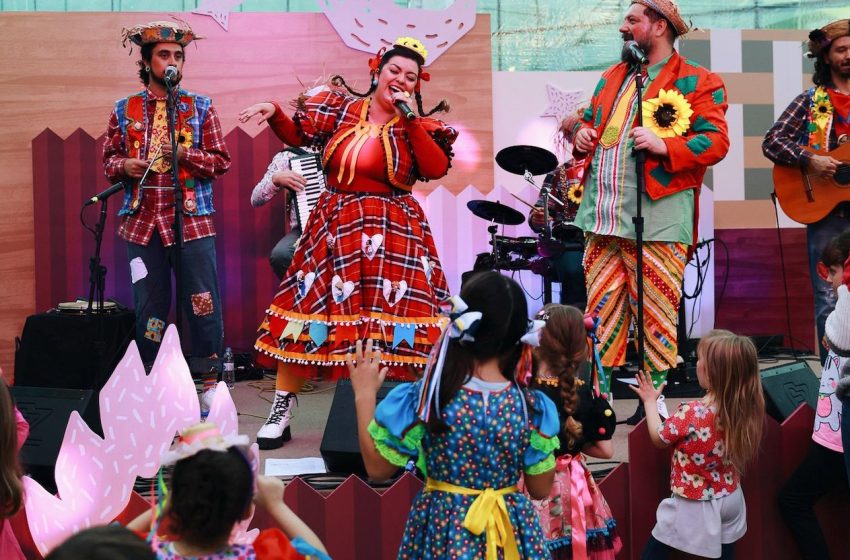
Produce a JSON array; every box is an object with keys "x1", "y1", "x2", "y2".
[{"x1": 126, "y1": 233, "x2": 223, "y2": 363}]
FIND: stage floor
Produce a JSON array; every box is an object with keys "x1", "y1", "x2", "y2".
[{"x1": 220, "y1": 354, "x2": 822, "y2": 478}]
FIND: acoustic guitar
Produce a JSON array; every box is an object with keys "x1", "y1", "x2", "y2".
[{"x1": 772, "y1": 141, "x2": 850, "y2": 224}]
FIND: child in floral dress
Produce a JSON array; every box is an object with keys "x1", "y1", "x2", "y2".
[{"x1": 632, "y1": 331, "x2": 765, "y2": 559}]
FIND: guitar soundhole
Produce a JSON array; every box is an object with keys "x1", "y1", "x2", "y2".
[{"x1": 836, "y1": 165, "x2": 850, "y2": 186}]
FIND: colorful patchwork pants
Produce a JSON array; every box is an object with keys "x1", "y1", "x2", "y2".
[
  {"x1": 126, "y1": 233, "x2": 223, "y2": 363},
  {"x1": 584, "y1": 233, "x2": 687, "y2": 387}
]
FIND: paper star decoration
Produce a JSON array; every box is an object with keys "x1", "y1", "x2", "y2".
[
  {"x1": 192, "y1": 0, "x2": 242, "y2": 31},
  {"x1": 540, "y1": 83, "x2": 584, "y2": 123}
]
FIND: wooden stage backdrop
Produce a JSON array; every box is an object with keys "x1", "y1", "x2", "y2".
[
  {"x1": 0, "y1": 12, "x2": 493, "y2": 380},
  {"x1": 0, "y1": 15, "x2": 830, "y2": 381}
]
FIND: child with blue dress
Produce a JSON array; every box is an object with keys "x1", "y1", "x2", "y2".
[{"x1": 348, "y1": 271, "x2": 561, "y2": 559}]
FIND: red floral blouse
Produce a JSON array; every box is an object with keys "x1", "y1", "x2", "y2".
[{"x1": 657, "y1": 400, "x2": 739, "y2": 501}]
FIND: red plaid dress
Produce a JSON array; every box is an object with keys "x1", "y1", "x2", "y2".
[{"x1": 255, "y1": 88, "x2": 456, "y2": 375}]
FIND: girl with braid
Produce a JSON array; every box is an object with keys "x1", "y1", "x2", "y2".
[
  {"x1": 239, "y1": 37, "x2": 457, "y2": 450},
  {"x1": 525, "y1": 304, "x2": 622, "y2": 559}
]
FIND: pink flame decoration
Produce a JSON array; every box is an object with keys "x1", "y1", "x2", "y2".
[{"x1": 23, "y1": 325, "x2": 257, "y2": 555}]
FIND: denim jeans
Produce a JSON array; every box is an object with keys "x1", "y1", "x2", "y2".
[
  {"x1": 642, "y1": 534, "x2": 734, "y2": 560},
  {"x1": 551, "y1": 247, "x2": 587, "y2": 308},
  {"x1": 843, "y1": 398, "x2": 850, "y2": 489},
  {"x1": 127, "y1": 233, "x2": 223, "y2": 363},
  {"x1": 269, "y1": 226, "x2": 302, "y2": 280},
  {"x1": 778, "y1": 440, "x2": 847, "y2": 560},
  {"x1": 806, "y1": 206, "x2": 850, "y2": 363}
]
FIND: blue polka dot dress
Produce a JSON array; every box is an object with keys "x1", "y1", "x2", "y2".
[{"x1": 368, "y1": 378, "x2": 560, "y2": 559}]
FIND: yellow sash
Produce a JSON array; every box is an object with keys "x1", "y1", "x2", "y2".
[
  {"x1": 425, "y1": 478, "x2": 520, "y2": 560},
  {"x1": 599, "y1": 74, "x2": 638, "y2": 149}
]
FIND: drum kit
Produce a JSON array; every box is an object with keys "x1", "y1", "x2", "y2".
[{"x1": 466, "y1": 145, "x2": 568, "y2": 277}]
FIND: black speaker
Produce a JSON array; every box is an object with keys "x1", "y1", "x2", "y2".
[
  {"x1": 15, "y1": 310, "x2": 134, "y2": 391},
  {"x1": 15, "y1": 310, "x2": 134, "y2": 436},
  {"x1": 11, "y1": 386, "x2": 95, "y2": 493},
  {"x1": 320, "y1": 379, "x2": 404, "y2": 475},
  {"x1": 760, "y1": 360, "x2": 819, "y2": 422}
]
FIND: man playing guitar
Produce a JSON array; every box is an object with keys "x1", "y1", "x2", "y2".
[{"x1": 762, "y1": 18, "x2": 850, "y2": 363}]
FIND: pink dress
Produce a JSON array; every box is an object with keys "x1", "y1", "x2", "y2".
[{"x1": 0, "y1": 408, "x2": 29, "y2": 560}]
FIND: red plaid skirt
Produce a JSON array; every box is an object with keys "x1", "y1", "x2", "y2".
[{"x1": 255, "y1": 188, "x2": 450, "y2": 373}]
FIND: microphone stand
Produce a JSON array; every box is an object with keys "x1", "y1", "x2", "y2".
[
  {"x1": 165, "y1": 77, "x2": 184, "y2": 334},
  {"x1": 86, "y1": 198, "x2": 109, "y2": 315},
  {"x1": 633, "y1": 65, "x2": 647, "y2": 373},
  {"x1": 539, "y1": 174, "x2": 554, "y2": 305}
]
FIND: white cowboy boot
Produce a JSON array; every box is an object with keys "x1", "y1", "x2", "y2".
[
  {"x1": 256, "y1": 390, "x2": 297, "y2": 449},
  {"x1": 200, "y1": 387, "x2": 216, "y2": 419}
]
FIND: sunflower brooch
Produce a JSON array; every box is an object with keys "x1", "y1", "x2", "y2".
[
  {"x1": 567, "y1": 182, "x2": 583, "y2": 204},
  {"x1": 178, "y1": 128, "x2": 194, "y2": 149},
  {"x1": 810, "y1": 88, "x2": 833, "y2": 127},
  {"x1": 642, "y1": 89, "x2": 694, "y2": 138}
]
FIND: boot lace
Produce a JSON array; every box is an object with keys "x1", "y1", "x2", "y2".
[{"x1": 267, "y1": 393, "x2": 298, "y2": 424}]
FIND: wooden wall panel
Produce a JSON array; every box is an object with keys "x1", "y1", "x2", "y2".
[
  {"x1": 0, "y1": 12, "x2": 493, "y2": 380},
  {"x1": 714, "y1": 228, "x2": 815, "y2": 352}
]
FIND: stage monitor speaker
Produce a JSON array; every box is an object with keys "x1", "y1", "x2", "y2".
[
  {"x1": 15, "y1": 310, "x2": 134, "y2": 392},
  {"x1": 760, "y1": 360, "x2": 819, "y2": 422},
  {"x1": 11, "y1": 386, "x2": 95, "y2": 493},
  {"x1": 15, "y1": 310, "x2": 134, "y2": 436},
  {"x1": 320, "y1": 379, "x2": 403, "y2": 476}
]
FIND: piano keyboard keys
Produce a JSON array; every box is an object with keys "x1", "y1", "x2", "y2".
[{"x1": 290, "y1": 153, "x2": 326, "y2": 229}]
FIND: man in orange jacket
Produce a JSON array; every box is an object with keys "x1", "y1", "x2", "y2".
[{"x1": 571, "y1": 0, "x2": 729, "y2": 404}]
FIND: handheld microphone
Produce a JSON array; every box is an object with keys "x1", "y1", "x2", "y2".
[
  {"x1": 622, "y1": 40, "x2": 649, "y2": 66},
  {"x1": 394, "y1": 99, "x2": 416, "y2": 120},
  {"x1": 84, "y1": 181, "x2": 125, "y2": 207},
  {"x1": 163, "y1": 65, "x2": 179, "y2": 84}
]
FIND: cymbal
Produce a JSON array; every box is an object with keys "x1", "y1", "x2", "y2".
[
  {"x1": 466, "y1": 200, "x2": 525, "y2": 225},
  {"x1": 495, "y1": 145, "x2": 558, "y2": 176}
]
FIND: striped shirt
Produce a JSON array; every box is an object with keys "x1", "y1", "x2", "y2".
[{"x1": 575, "y1": 55, "x2": 694, "y2": 244}]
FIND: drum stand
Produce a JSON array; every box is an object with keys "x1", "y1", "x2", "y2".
[
  {"x1": 488, "y1": 223, "x2": 502, "y2": 271},
  {"x1": 526, "y1": 169, "x2": 565, "y2": 305}
]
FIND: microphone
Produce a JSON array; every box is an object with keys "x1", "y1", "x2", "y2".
[
  {"x1": 84, "y1": 181, "x2": 125, "y2": 206},
  {"x1": 394, "y1": 99, "x2": 416, "y2": 120},
  {"x1": 622, "y1": 40, "x2": 649, "y2": 66},
  {"x1": 163, "y1": 65, "x2": 179, "y2": 84}
]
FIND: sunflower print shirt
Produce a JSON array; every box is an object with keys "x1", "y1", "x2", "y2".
[{"x1": 657, "y1": 400, "x2": 739, "y2": 501}]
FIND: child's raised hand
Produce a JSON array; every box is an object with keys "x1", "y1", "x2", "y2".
[
  {"x1": 629, "y1": 370, "x2": 665, "y2": 402},
  {"x1": 346, "y1": 339, "x2": 389, "y2": 398},
  {"x1": 254, "y1": 475, "x2": 286, "y2": 511}
]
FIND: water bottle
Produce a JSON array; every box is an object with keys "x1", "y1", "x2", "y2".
[{"x1": 222, "y1": 347, "x2": 235, "y2": 389}]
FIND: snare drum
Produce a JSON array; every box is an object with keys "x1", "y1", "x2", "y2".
[{"x1": 492, "y1": 235, "x2": 539, "y2": 258}]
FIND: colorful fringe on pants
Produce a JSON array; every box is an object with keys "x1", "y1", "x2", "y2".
[{"x1": 583, "y1": 233, "x2": 687, "y2": 387}]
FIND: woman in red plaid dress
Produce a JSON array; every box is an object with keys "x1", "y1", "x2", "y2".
[{"x1": 239, "y1": 37, "x2": 456, "y2": 449}]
